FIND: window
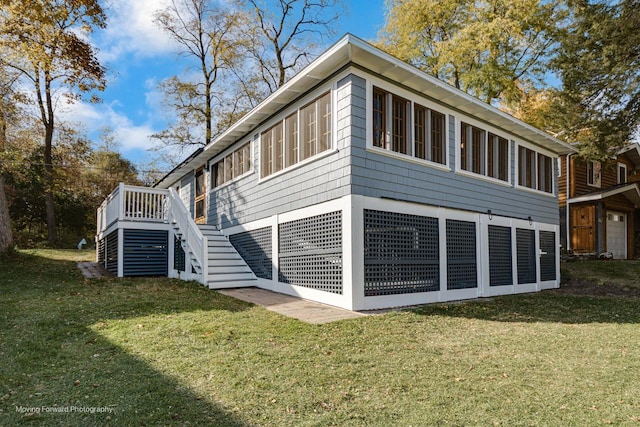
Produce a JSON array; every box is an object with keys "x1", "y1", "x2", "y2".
[
  {"x1": 372, "y1": 86, "x2": 447, "y2": 165},
  {"x1": 518, "y1": 146, "x2": 553, "y2": 194},
  {"x1": 461, "y1": 122, "x2": 508, "y2": 181},
  {"x1": 415, "y1": 104, "x2": 446, "y2": 164},
  {"x1": 618, "y1": 163, "x2": 628, "y2": 184},
  {"x1": 285, "y1": 112, "x2": 298, "y2": 167},
  {"x1": 373, "y1": 88, "x2": 386, "y2": 148},
  {"x1": 391, "y1": 94, "x2": 408, "y2": 154},
  {"x1": 261, "y1": 91, "x2": 332, "y2": 178},
  {"x1": 587, "y1": 160, "x2": 601, "y2": 187},
  {"x1": 213, "y1": 142, "x2": 251, "y2": 187}
]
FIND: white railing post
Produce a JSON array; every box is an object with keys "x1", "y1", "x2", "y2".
[{"x1": 118, "y1": 182, "x2": 125, "y2": 221}]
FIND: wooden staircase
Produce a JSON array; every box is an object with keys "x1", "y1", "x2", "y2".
[
  {"x1": 197, "y1": 225, "x2": 258, "y2": 289},
  {"x1": 171, "y1": 221, "x2": 257, "y2": 289}
]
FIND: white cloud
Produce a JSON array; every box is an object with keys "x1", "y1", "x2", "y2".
[
  {"x1": 97, "y1": 0, "x2": 178, "y2": 62},
  {"x1": 59, "y1": 100, "x2": 157, "y2": 155}
]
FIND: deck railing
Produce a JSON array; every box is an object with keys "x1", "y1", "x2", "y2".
[{"x1": 97, "y1": 184, "x2": 170, "y2": 235}]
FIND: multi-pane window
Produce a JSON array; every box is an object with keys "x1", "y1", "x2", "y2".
[
  {"x1": 373, "y1": 88, "x2": 386, "y2": 148},
  {"x1": 587, "y1": 160, "x2": 601, "y2": 187},
  {"x1": 285, "y1": 112, "x2": 298, "y2": 168},
  {"x1": 391, "y1": 95, "x2": 408, "y2": 154},
  {"x1": 213, "y1": 142, "x2": 251, "y2": 187},
  {"x1": 414, "y1": 104, "x2": 446, "y2": 163},
  {"x1": 461, "y1": 122, "x2": 508, "y2": 181},
  {"x1": 261, "y1": 91, "x2": 332, "y2": 178},
  {"x1": 518, "y1": 146, "x2": 553, "y2": 194},
  {"x1": 372, "y1": 86, "x2": 447, "y2": 165}
]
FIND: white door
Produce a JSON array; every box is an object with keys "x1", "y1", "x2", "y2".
[{"x1": 606, "y1": 211, "x2": 627, "y2": 259}]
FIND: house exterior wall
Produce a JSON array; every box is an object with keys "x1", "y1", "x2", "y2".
[
  {"x1": 204, "y1": 70, "x2": 561, "y2": 229},
  {"x1": 348, "y1": 72, "x2": 560, "y2": 225},
  {"x1": 560, "y1": 151, "x2": 640, "y2": 258},
  {"x1": 178, "y1": 171, "x2": 195, "y2": 217},
  {"x1": 205, "y1": 73, "x2": 354, "y2": 229}
]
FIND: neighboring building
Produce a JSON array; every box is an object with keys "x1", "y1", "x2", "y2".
[
  {"x1": 95, "y1": 34, "x2": 576, "y2": 311},
  {"x1": 559, "y1": 144, "x2": 640, "y2": 259}
]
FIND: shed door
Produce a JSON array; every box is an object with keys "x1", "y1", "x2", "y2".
[
  {"x1": 606, "y1": 211, "x2": 627, "y2": 259},
  {"x1": 571, "y1": 205, "x2": 595, "y2": 253}
]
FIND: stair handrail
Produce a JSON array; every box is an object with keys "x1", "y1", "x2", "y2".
[{"x1": 167, "y1": 188, "x2": 208, "y2": 283}]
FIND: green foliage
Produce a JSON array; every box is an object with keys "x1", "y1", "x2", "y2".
[
  {"x1": 552, "y1": 0, "x2": 640, "y2": 158},
  {"x1": 3, "y1": 123, "x2": 140, "y2": 248},
  {"x1": 378, "y1": 0, "x2": 566, "y2": 105}
]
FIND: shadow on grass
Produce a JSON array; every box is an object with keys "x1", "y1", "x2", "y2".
[
  {"x1": 0, "y1": 251, "x2": 253, "y2": 426},
  {"x1": 410, "y1": 290, "x2": 640, "y2": 325}
]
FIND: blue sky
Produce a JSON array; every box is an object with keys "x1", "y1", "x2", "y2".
[{"x1": 66, "y1": 0, "x2": 387, "y2": 171}]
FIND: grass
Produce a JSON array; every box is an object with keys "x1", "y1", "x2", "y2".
[{"x1": 1, "y1": 251, "x2": 639, "y2": 426}]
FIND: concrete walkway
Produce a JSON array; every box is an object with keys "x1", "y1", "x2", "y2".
[
  {"x1": 77, "y1": 262, "x2": 112, "y2": 279},
  {"x1": 76, "y1": 262, "x2": 364, "y2": 324},
  {"x1": 218, "y1": 288, "x2": 367, "y2": 324}
]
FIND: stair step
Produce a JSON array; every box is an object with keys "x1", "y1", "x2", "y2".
[
  {"x1": 207, "y1": 278, "x2": 257, "y2": 290},
  {"x1": 207, "y1": 258, "x2": 246, "y2": 267},
  {"x1": 207, "y1": 265, "x2": 253, "y2": 274}
]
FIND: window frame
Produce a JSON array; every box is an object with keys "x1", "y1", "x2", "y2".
[
  {"x1": 456, "y1": 116, "x2": 511, "y2": 185},
  {"x1": 617, "y1": 162, "x2": 628, "y2": 184},
  {"x1": 515, "y1": 142, "x2": 556, "y2": 196},
  {"x1": 211, "y1": 141, "x2": 253, "y2": 189},
  {"x1": 259, "y1": 88, "x2": 335, "y2": 181},
  {"x1": 586, "y1": 160, "x2": 602, "y2": 188},
  {"x1": 367, "y1": 79, "x2": 451, "y2": 170}
]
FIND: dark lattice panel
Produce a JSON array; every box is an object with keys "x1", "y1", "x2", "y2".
[
  {"x1": 97, "y1": 238, "x2": 105, "y2": 264},
  {"x1": 516, "y1": 228, "x2": 537, "y2": 284},
  {"x1": 105, "y1": 231, "x2": 118, "y2": 275},
  {"x1": 229, "y1": 227, "x2": 273, "y2": 280},
  {"x1": 488, "y1": 225, "x2": 513, "y2": 287},
  {"x1": 539, "y1": 230, "x2": 557, "y2": 281},
  {"x1": 446, "y1": 219, "x2": 477, "y2": 290},
  {"x1": 364, "y1": 210, "x2": 440, "y2": 296},
  {"x1": 123, "y1": 230, "x2": 168, "y2": 277},
  {"x1": 278, "y1": 212, "x2": 342, "y2": 294},
  {"x1": 174, "y1": 236, "x2": 186, "y2": 272}
]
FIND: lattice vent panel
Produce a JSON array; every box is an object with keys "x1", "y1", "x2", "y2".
[
  {"x1": 278, "y1": 212, "x2": 342, "y2": 294},
  {"x1": 446, "y1": 219, "x2": 477, "y2": 290},
  {"x1": 488, "y1": 225, "x2": 513, "y2": 287},
  {"x1": 364, "y1": 210, "x2": 440, "y2": 296},
  {"x1": 516, "y1": 228, "x2": 537, "y2": 284},
  {"x1": 229, "y1": 227, "x2": 273, "y2": 280},
  {"x1": 97, "y1": 238, "x2": 106, "y2": 264},
  {"x1": 105, "y1": 231, "x2": 118, "y2": 276},
  {"x1": 174, "y1": 236, "x2": 186, "y2": 272},
  {"x1": 539, "y1": 230, "x2": 557, "y2": 282}
]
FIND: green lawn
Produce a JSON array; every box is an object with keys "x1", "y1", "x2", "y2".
[{"x1": 1, "y1": 250, "x2": 639, "y2": 426}]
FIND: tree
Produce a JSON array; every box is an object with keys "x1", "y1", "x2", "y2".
[
  {"x1": 552, "y1": 0, "x2": 640, "y2": 159},
  {"x1": 377, "y1": 0, "x2": 565, "y2": 105},
  {"x1": 0, "y1": 0, "x2": 107, "y2": 246},
  {"x1": 243, "y1": 0, "x2": 343, "y2": 95},
  {"x1": 0, "y1": 78, "x2": 14, "y2": 253},
  {"x1": 152, "y1": 0, "x2": 248, "y2": 152}
]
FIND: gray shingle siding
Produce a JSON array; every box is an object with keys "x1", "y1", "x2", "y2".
[
  {"x1": 201, "y1": 71, "x2": 559, "y2": 228},
  {"x1": 347, "y1": 72, "x2": 559, "y2": 225},
  {"x1": 207, "y1": 77, "x2": 354, "y2": 229}
]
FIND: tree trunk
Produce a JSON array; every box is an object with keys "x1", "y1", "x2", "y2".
[
  {"x1": 0, "y1": 107, "x2": 12, "y2": 253},
  {"x1": 43, "y1": 121, "x2": 57, "y2": 246},
  {"x1": 0, "y1": 175, "x2": 12, "y2": 253}
]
